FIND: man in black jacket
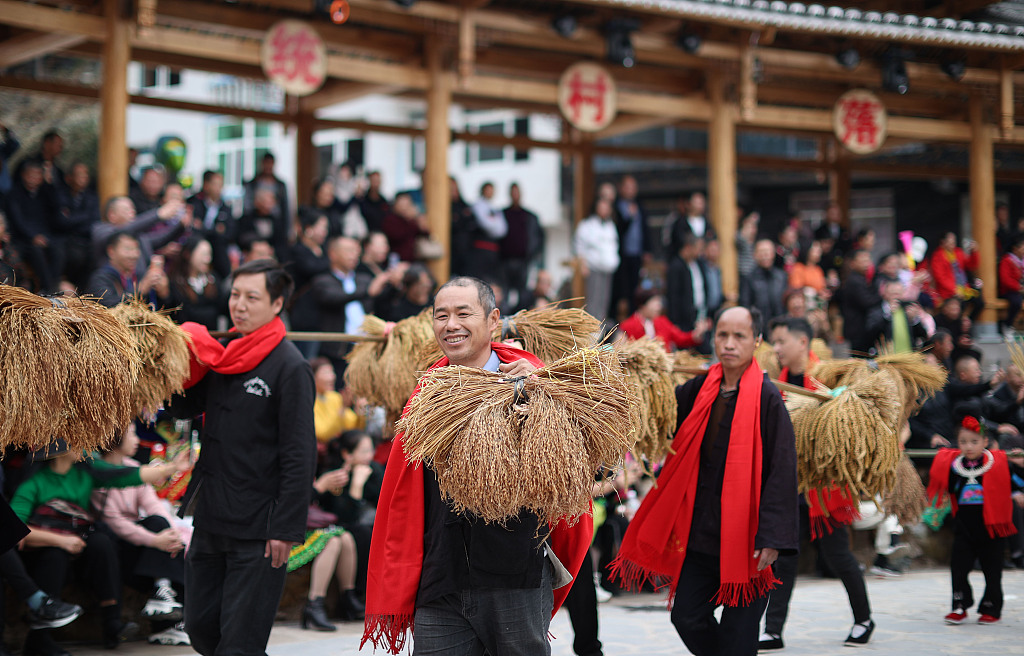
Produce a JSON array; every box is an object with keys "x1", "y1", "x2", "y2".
[
  {"x1": 187, "y1": 170, "x2": 236, "y2": 278},
  {"x1": 312, "y1": 236, "x2": 375, "y2": 381},
  {"x1": 840, "y1": 250, "x2": 879, "y2": 355},
  {"x1": 739, "y1": 240, "x2": 788, "y2": 322},
  {"x1": 666, "y1": 233, "x2": 711, "y2": 332},
  {"x1": 171, "y1": 260, "x2": 315, "y2": 656},
  {"x1": 863, "y1": 280, "x2": 928, "y2": 355}
]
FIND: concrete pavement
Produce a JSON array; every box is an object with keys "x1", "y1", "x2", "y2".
[{"x1": 58, "y1": 567, "x2": 1023, "y2": 655}]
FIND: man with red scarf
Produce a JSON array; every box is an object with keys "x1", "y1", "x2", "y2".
[
  {"x1": 169, "y1": 259, "x2": 316, "y2": 656},
  {"x1": 362, "y1": 277, "x2": 592, "y2": 655},
  {"x1": 610, "y1": 306, "x2": 798, "y2": 656},
  {"x1": 759, "y1": 316, "x2": 874, "y2": 650}
]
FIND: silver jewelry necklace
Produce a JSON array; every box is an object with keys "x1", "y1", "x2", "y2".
[{"x1": 953, "y1": 449, "x2": 994, "y2": 485}]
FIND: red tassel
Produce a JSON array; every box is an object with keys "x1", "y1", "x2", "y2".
[
  {"x1": 809, "y1": 514, "x2": 831, "y2": 541},
  {"x1": 361, "y1": 613, "x2": 414, "y2": 655},
  {"x1": 711, "y1": 569, "x2": 781, "y2": 608},
  {"x1": 607, "y1": 556, "x2": 671, "y2": 593},
  {"x1": 988, "y1": 522, "x2": 1018, "y2": 539}
]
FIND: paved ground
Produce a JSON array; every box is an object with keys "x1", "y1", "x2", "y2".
[{"x1": 56, "y1": 567, "x2": 1023, "y2": 655}]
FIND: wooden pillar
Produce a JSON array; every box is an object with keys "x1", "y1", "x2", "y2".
[
  {"x1": 708, "y1": 76, "x2": 738, "y2": 302},
  {"x1": 571, "y1": 136, "x2": 593, "y2": 305},
  {"x1": 295, "y1": 111, "x2": 316, "y2": 206},
  {"x1": 969, "y1": 95, "x2": 997, "y2": 327},
  {"x1": 424, "y1": 39, "x2": 452, "y2": 283},
  {"x1": 98, "y1": 0, "x2": 130, "y2": 204},
  {"x1": 828, "y1": 139, "x2": 852, "y2": 228}
]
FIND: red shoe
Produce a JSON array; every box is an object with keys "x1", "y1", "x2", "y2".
[
  {"x1": 944, "y1": 609, "x2": 967, "y2": 625},
  {"x1": 978, "y1": 614, "x2": 1000, "y2": 625}
]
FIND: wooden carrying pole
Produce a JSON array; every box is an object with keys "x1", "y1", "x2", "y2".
[
  {"x1": 209, "y1": 331, "x2": 386, "y2": 343},
  {"x1": 674, "y1": 366, "x2": 833, "y2": 402}
]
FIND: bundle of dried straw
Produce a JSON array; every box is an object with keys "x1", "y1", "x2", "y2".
[
  {"x1": 883, "y1": 454, "x2": 928, "y2": 525},
  {"x1": 0, "y1": 286, "x2": 140, "y2": 452},
  {"x1": 615, "y1": 338, "x2": 677, "y2": 463},
  {"x1": 399, "y1": 347, "x2": 638, "y2": 525},
  {"x1": 811, "y1": 350, "x2": 947, "y2": 425},
  {"x1": 498, "y1": 304, "x2": 601, "y2": 364},
  {"x1": 788, "y1": 368, "x2": 903, "y2": 498},
  {"x1": 343, "y1": 315, "x2": 390, "y2": 408},
  {"x1": 671, "y1": 350, "x2": 709, "y2": 387},
  {"x1": 109, "y1": 297, "x2": 191, "y2": 420}
]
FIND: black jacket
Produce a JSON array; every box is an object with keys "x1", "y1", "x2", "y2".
[
  {"x1": 286, "y1": 243, "x2": 331, "y2": 331},
  {"x1": 840, "y1": 271, "x2": 879, "y2": 353},
  {"x1": 311, "y1": 270, "x2": 373, "y2": 357},
  {"x1": 864, "y1": 301, "x2": 928, "y2": 355},
  {"x1": 666, "y1": 255, "x2": 711, "y2": 331},
  {"x1": 739, "y1": 266, "x2": 788, "y2": 322},
  {"x1": 171, "y1": 339, "x2": 316, "y2": 544},
  {"x1": 673, "y1": 373, "x2": 800, "y2": 556}
]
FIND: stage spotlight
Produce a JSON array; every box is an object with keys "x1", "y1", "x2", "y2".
[
  {"x1": 940, "y1": 58, "x2": 966, "y2": 81},
  {"x1": 605, "y1": 19, "x2": 640, "y2": 68},
  {"x1": 677, "y1": 30, "x2": 701, "y2": 54},
  {"x1": 835, "y1": 47, "x2": 860, "y2": 70},
  {"x1": 881, "y1": 51, "x2": 909, "y2": 95},
  {"x1": 552, "y1": 14, "x2": 577, "y2": 38}
]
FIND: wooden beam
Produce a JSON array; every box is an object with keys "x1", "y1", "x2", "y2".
[
  {"x1": 99, "y1": 0, "x2": 130, "y2": 204},
  {"x1": 424, "y1": 38, "x2": 452, "y2": 283},
  {"x1": 595, "y1": 114, "x2": 677, "y2": 140},
  {"x1": 0, "y1": 31, "x2": 87, "y2": 68},
  {"x1": 300, "y1": 81, "x2": 398, "y2": 112},
  {"x1": 1002, "y1": 65, "x2": 1015, "y2": 139},
  {"x1": 458, "y1": 8, "x2": 475, "y2": 82},
  {"x1": 969, "y1": 95, "x2": 997, "y2": 327},
  {"x1": 314, "y1": 118, "x2": 419, "y2": 137},
  {"x1": 0, "y1": 0, "x2": 107, "y2": 39}
]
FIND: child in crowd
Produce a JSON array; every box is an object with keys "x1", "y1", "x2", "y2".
[{"x1": 927, "y1": 415, "x2": 1024, "y2": 625}]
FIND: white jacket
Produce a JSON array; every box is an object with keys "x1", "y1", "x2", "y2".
[{"x1": 574, "y1": 215, "x2": 620, "y2": 273}]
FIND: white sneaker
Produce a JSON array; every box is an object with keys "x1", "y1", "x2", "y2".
[
  {"x1": 143, "y1": 584, "x2": 183, "y2": 620},
  {"x1": 869, "y1": 565, "x2": 902, "y2": 578},
  {"x1": 595, "y1": 583, "x2": 612, "y2": 603},
  {"x1": 148, "y1": 621, "x2": 190, "y2": 646}
]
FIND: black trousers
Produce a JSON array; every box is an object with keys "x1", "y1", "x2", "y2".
[
  {"x1": 23, "y1": 527, "x2": 120, "y2": 602},
  {"x1": 1008, "y1": 504, "x2": 1024, "y2": 558},
  {"x1": 611, "y1": 255, "x2": 642, "y2": 318},
  {"x1": 0, "y1": 549, "x2": 41, "y2": 640},
  {"x1": 119, "y1": 515, "x2": 185, "y2": 590},
  {"x1": 1002, "y1": 292, "x2": 1023, "y2": 330},
  {"x1": 765, "y1": 520, "x2": 870, "y2": 636},
  {"x1": 670, "y1": 550, "x2": 769, "y2": 656},
  {"x1": 951, "y1": 512, "x2": 1004, "y2": 618},
  {"x1": 185, "y1": 528, "x2": 287, "y2": 656},
  {"x1": 563, "y1": 553, "x2": 602, "y2": 656}
]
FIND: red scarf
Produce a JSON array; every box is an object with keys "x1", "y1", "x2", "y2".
[
  {"x1": 779, "y1": 359, "x2": 859, "y2": 539},
  {"x1": 361, "y1": 343, "x2": 594, "y2": 654},
  {"x1": 609, "y1": 358, "x2": 779, "y2": 607},
  {"x1": 180, "y1": 317, "x2": 286, "y2": 388},
  {"x1": 927, "y1": 448, "x2": 1017, "y2": 538}
]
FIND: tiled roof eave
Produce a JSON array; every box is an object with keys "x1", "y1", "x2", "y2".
[{"x1": 589, "y1": 0, "x2": 1024, "y2": 51}]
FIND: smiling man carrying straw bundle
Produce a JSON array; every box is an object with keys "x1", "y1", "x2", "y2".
[
  {"x1": 362, "y1": 277, "x2": 593, "y2": 655},
  {"x1": 609, "y1": 306, "x2": 799, "y2": 656}
]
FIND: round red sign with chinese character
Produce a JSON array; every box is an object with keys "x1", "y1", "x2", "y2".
[
  {"x1": 833, "y1": 89, "x2": 888, "y2": 155},
  {"x1": 260, "y1": 20, "x2": 327, "y2": 97},
  {"x1": 558, "y1": 62, "x2": 618, "y2": 132}
]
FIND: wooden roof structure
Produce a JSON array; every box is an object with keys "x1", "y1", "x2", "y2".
[{"x1": 1, "y1": 0, "x2": 1022, "y2": 321}]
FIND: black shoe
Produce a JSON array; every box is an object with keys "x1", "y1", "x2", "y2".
[
  {"x1": 300, "y1": 597, "x2": 336, "y2": 632},
  {"x1": 844, "y1": 619, "x2": 875, "y2": 647},
  {"x1": 103, "y1": 620, "x2": 139, "y2": 649},
  {"x1": 27, "y1": 595, "x2": 83, "y2": 630},
  {"x1": 23, "y1": 630, "x2": 71, "y2": 656},
  {"x1": 758, "y1": 633, "x2": 784, "y2": 651},
  {"x1": 1013, "y1": 555, "x2": 1024, "y2": 569},
  {"x1": 337, "y1": 589, "x2": 365, "y2": 621}
]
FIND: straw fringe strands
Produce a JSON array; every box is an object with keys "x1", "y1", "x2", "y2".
[
  {"x1": 399, "y1": 348, "x2": 637, "y2": 525},
  {"x1": 344, "y1": 315, "x2": 389, "y2": 407},
  {"x1": 810, "y1": 338, "x2": 833, "y2": 362},
  {"x1": 755, "y1": 341, "x2": 781, "y2": 380},
  {"x1": 109, "y1": 298, "x2": 191, "y2": 420},
  {"x1": 671, "y1": 351, "x2": 709, "y2": 387},
  {"x1": 0, "y1": 286, "x2": 139, "y2": 452},
  {"x1": 883, "y1": 454, "x2": 928, "y2": 525},
  {"x1": 1007, "y1": 339, "x2": 1024, "y2": 375},
  {"x1": 615, "y1": 338, "x2": 676, "y2": 463},
  {"x1": 498, "y1": 304, "x2": 601, "y2": 364}
]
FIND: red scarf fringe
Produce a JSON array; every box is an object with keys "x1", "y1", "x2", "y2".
[
  {"x1": 361, "y1": 613, "x2": 414, "y2": 655},
  {"x1": 608, "y1": 359, "x2": 776, "y2": 607},
  {"x1": 927, "y1": 448, "x2": 1017, "y2": 539}
]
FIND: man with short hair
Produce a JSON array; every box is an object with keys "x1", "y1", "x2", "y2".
[
  {"x1": 760, "y1": 316, "x2": 875, "y2": 650},
  {"x1": 312, "y1": 236, "x2": 377, "y2": 379},
  {"x1": 611, "y1": 174, "x2": 648, "y2": 317},
  {"x1": 91, "y1": 194, "x2": 188, "y2": 277},
  {"x1": 6, "y1": 159, "x2": 63, "y2": 292},
  {"x1": 363, "y1": 277, "x2": 593, "y2": 656},
  {"x1": 611, "y1": 305, "x2": 799, "y2": 656},
  {"x1": 666, "y1": 233, "x2": 710, "y2": 333},
  {"x1": 465, "y1": 182, "x2": 507, "y2": 281},
  {"x1": 131, "y1": 167, "x2": 166, "y2": 215},
  {"x1": 170, "y1": 259, "x2": 315, "y2": 656},
  {"x1": 86, "y1": 233, "x2": 171, "y2": 308},
  {"x1": 840, "y1": 249, "x2": 879, "y2": 355},
  {"x1": 739, "y1": 239, "x2": 788, "y2": 322},
  {"x1": 243, "y1": 152, "x2": 289, "y2": 221},
  {"x1": 864, "y1": 280, "x2": 928, "y2": 355},
  {"x1": 501, "y1": 182, "x2": 544, "y2": 309},
  {"x1": 239, "y1": 187, "x2": 289, "y2": 262},
  {"x1": 58, "y1": 162, "x2": 100, "y2": 287},
  {"x1": 188, "y1": 170, "x2": 236, "y2": 278}
]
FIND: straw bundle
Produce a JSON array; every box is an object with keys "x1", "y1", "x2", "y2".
[
  {"x1": 379, "y1": 308, "x2": 440, "y2": 413},
  {"x1": 399, "y1": 347, "x2": 637, "y2": 525},
  {"x1": 810, "y1": 338, "x2": 833, "y2": 362},
  {"x1": 616, "y1": 338, "x2": 677, "y2": 463},
  {"x1": 671, "y1": 350, "x2": 709, "y2": 387},
  {"x1": 882, "y1": 454, "x2": 928, "y2": 525},
  {"x1": 754, "y1": 341, "x2": 781, "y2": 379},
  {"x1": 499, "y1": 304, "x2": 601, "y2": 364},
  {"x1": 1007, "y1": 339, "x2": 1024, "y2": 375},
  {"x1": 811, "y1": 351, "x2": 947, "y2": 425},
  {"x1": 789, "y1": 368, "x2": 903, "y2": 498},
  {"x1": 109, "y1": 298, "x2": 192, "y2": 420},
  {"x1": 0, "y1": 285, "x2": 139, "y2": 452},
  {"x1": 343, "y1": 315, "x2": 389, "y2": 407}
]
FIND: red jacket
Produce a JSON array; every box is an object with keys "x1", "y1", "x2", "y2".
[
  {"x1": 619, "y1": 313, "x2": 699, "y2": 351},
  {"x1": 999, "y1": 253, "x2": 1023, "y2": 296},
  {"x1": 930, "y1": 247, "x2": 979, "y2": 300}
]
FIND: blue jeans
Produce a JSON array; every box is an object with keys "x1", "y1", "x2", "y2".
[{"x1": 413, "y1": 562, "x2": 553, "y2": 656}]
